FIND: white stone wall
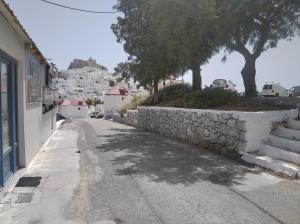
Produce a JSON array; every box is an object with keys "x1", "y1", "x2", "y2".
[
  {"x1": 137, "y1": 107, "x2": 299, "y2": 155},
  {"x1": 113, "y1": 110, "x2": 138, "y2": 127},
  {"x1": 138, "y1": 107, "x2": 244, "y2": 155}
]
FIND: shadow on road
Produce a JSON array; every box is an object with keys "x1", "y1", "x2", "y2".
[{"x1": 96, "y1": 127, "x2": 259, "y2": 186}]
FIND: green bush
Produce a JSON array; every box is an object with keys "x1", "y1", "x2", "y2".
[
  {"x1": 141, "y1": 84, "x2": 239, "y2": 109},
  {"x1": 142, "y1": 83, "x2": 193, "y2": 106},
  {"x1": 119, "y1": 95, "x2": 145, "y2": 116}
]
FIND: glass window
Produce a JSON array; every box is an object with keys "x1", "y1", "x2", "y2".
[
  {"x1": 1, "y1": 62, "x2": 10, "y2": 154},
  {"x1": 213, "y1": 79, "x2": 226, "y2": 85},
  {"x1": 263, "y1": 85, "x2": 269, "y2": 90}
]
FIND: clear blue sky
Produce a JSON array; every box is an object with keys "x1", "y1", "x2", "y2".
[{"x1": 5, "y1": 0, "x2": 300, "y2": 92}]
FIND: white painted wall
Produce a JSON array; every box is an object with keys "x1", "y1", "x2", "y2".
[
  {"x1": 104, "y1": 95, "x2": 131, "y2": 119},
  {"x1": 0, "y1": 13, "x2": 27, "y2": 167},
  {"x1": 0, "y1": 12, "x2": 57, "y2": 167},
  {"x1": 59, "y1": 105, "x2": 88, "y2": 119},
  {"x1": 239, "y1": 109, "x2": 299, "y2": 153}
]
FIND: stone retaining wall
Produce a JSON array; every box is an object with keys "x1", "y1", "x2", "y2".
[
  {"x1": 138, "y1": 107, "x2": 245, "y2": 155},
  {"x1": 113, "y1": 106, "x2": 298, "y2": 156},
  {"x1": 113, "y1": 110, "x2": 138, "y2": 127}
]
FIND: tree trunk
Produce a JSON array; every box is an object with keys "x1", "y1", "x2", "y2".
[
  {"x1": 149, "y1": 85, "x2": 153, "y2": 95},
  {"x1": 242, "y1": 56, "x2": 258, "y2": 97},
  {"x1": 191, "y1": 60, "x2": 202, "y2": 92},
  {"x1": 153, "y1": 79, "x2": 159, "y2": 95}
]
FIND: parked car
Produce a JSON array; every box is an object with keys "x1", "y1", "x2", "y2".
[
  {"x1": 210, "y1": 79, "x2": 236, "y2": 91},
  {"x1": 261, "y1": 83, "x2": 289, "y2": 97},
  {"x1": 90, "y1": 112, "x2": 96, "y2": 119},
  {"x1": 56, "y1": 113, "x2": 67, "y2": 121},
  {"x1": 289, "y1": 86, "x2": 300, "y2": 97},
  {"x1": 95, "y1": 112, "x2": 104, "y2": 119}
]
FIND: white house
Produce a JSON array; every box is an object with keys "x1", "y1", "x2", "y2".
[
  {"x1": 0, "y1": 1, "x2": 57, "y2": 195},
  {"x1": 104, "y1": 86, "x2": 131, "y2": 119},
  {"x1": 59, "y1": 100, "x2": 88, "y2": 119}
]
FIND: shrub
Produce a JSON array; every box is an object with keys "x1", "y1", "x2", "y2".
[
  {"x1": 141, "y1": 85, "x2": 239, "y2": 109},
  {"x1": 142, "y1": 83, "x2": 193, "y2": 106},
  {"x1": 119, "y1": 95, "x2": 144, "y2": 116}
]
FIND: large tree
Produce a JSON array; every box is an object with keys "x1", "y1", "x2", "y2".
[
  {"x1": 218, "y1": 0, "x2": 300, "y2": 97},
  {"x1": 151, "y1": 0, "x2": 220, "y2": 91},
  {"x1": 112, "y1": 0, "x2": 181, "y2": 95}
]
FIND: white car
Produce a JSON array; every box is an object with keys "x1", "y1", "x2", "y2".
[
  {"x1": 289, "y1": 86, "x2": 300, "y2": 98},
  {"x1": 210, "y1": 79, "x2": 236, "y2": 91},
  {"x1": 261, "y1": 83, "x2": 289, "y2": 97}
]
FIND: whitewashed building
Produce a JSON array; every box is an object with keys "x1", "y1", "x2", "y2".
[
  {"x1": 54, "y1": 65, "x2": 116, "y2": 102},
  {"x1": 59, "y1": 100, "x2": 88, "y2": 119},
  {"x1": 0, "y1": 2, "x2": 57, "y2": 193},
  {"x1": 104, "y1": 86, "x2": 131, "y2": 119}
]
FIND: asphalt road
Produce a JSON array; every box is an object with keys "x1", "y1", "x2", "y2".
[
  {"x1": 0, "y1": 119, "x2": 299, "y2": 224},
  {"x1": 66, "y1": 119, "x2": 300, "y2": 224}
]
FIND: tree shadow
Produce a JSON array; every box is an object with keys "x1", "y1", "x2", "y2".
[{"x1": 96, "y1": 127, "x2": 260, "y2": 186}]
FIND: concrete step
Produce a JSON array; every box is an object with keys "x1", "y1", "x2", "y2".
[
  {"x1": 277, "y1": 127, "x2": 300, "y2": 141},
  {"x1": 242, "y1": 153, "x2": 300, "y2": 177},
  {"x1": 287, "y1": 119, "x2": 300, "y2": 130},
  {"x1": 260, "y1": 144, "x2": 300, "y2": 165},
  {"x1": 268, "y1": 135, "x2": 300, "y2": 153}
]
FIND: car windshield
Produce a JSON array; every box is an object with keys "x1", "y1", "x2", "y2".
[
  {"x1": 263, "y1": 85, "x2": 272, "y2": 90},
  {"x1": 213, "y1": 79, "x2": 226, "y2": 84},
  {"x1": 293, "y1": 86, "x2": 300, "y2": 92}
]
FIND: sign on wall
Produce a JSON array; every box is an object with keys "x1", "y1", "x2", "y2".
[{"x1": 27, "y1": 51, "x2": 42, "y2": 103}]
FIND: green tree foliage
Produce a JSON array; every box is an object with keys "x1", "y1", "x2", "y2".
[
  {"x1": 113, "y1": 62, "x2": 134, "y2": 83},
  {"x1": 112, "y1": 0, "x2": 182, "y2": 95},
  {"x1": 85, "y1": 99, "x2": 93, "y2": 107},
  {"x1": 217, "y1": 0, "x2": 300, "y2": 97},
  {"x1": 112, "y1": 0, "x2": 300, "y2": 97},
  {"x1": 151, "y1": 0, "x2": 220, "y2": 91},
  {"x1": 94, "y1": 99, "x2": 103, "y2": 106},
  {"x1": 109, "y1": 80, "x2": 116, "y2": 87}
]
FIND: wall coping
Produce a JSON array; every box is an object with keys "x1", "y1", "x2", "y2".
[
  {"x1": 138, "y1": 106, "x2": 296, "y2": 114},
  {"x1": 138, "y1": 106, "x2": 298, "y2": 120}
]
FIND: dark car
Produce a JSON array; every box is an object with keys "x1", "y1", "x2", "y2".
[
  {"x1": 290, "y1": 86, "x2": 300, "y2": 97},
  {"x1": 90, "y1": 112, "x2": 96, "y2": 118},
  {"x1": 95, "y1": 112, "x2": 104, "y2": 119},
  {"x1": 56, "y1": 113, "x2": 67, "y2": 121}
]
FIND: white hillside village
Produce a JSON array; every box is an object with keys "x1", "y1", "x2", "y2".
[
  {"x1": 54, "y1": 58, "x2": 116, "y2": 102},
  {"x1": 54, "y1": 58, "x2": 140, "y2": 119}
]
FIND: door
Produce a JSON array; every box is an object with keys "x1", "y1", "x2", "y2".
[{"x1": 0, "y1": 52, "x2": 18, "y2": 188}]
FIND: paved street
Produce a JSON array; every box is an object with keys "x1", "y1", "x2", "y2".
[{"x1": 1, "y1": 119, "x2": 300, "y2": 224}]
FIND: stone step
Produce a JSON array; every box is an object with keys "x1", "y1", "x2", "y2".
[
  {"x1": 277, "y1": 127, "x2": 300, "y2": 141},
  {"x1": 260, "y1": 144, "x2": 300, "y2": 165},
  {"x1": 287, "y1": 119, "x2": 300, "y2": 130},
  {"x1": 242, "y1": 153, "x2": 300, "y2": 177},
  {"x1": 267, "y1": 135, "x2": 300, "y2": 153}
]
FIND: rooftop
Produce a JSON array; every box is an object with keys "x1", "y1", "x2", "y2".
[
  {"x1": 61, "y1": 99, "x2": 87, "y2": 106},
  {"x1": 105, "y1": 86, "x2": 128, "y2": 96}
]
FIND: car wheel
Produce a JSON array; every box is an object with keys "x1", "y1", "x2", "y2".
[{"x1": 275, "y1": 93, "x2": 279, "y2": 97}]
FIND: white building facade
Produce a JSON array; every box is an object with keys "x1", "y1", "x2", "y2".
[
  {"x1": 104, "y1": 86, "x2": 131, "y2": 119},
  {"x1": 59, "y1": 100, "x2": 89, "y2": 119},
  {"x1": 0, "y1": 2, "x2": 57, "y2": 194}
]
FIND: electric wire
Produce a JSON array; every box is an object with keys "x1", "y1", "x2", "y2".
[{"x1": 40, "y1": 0, "x2": 120, "y2": 14}]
